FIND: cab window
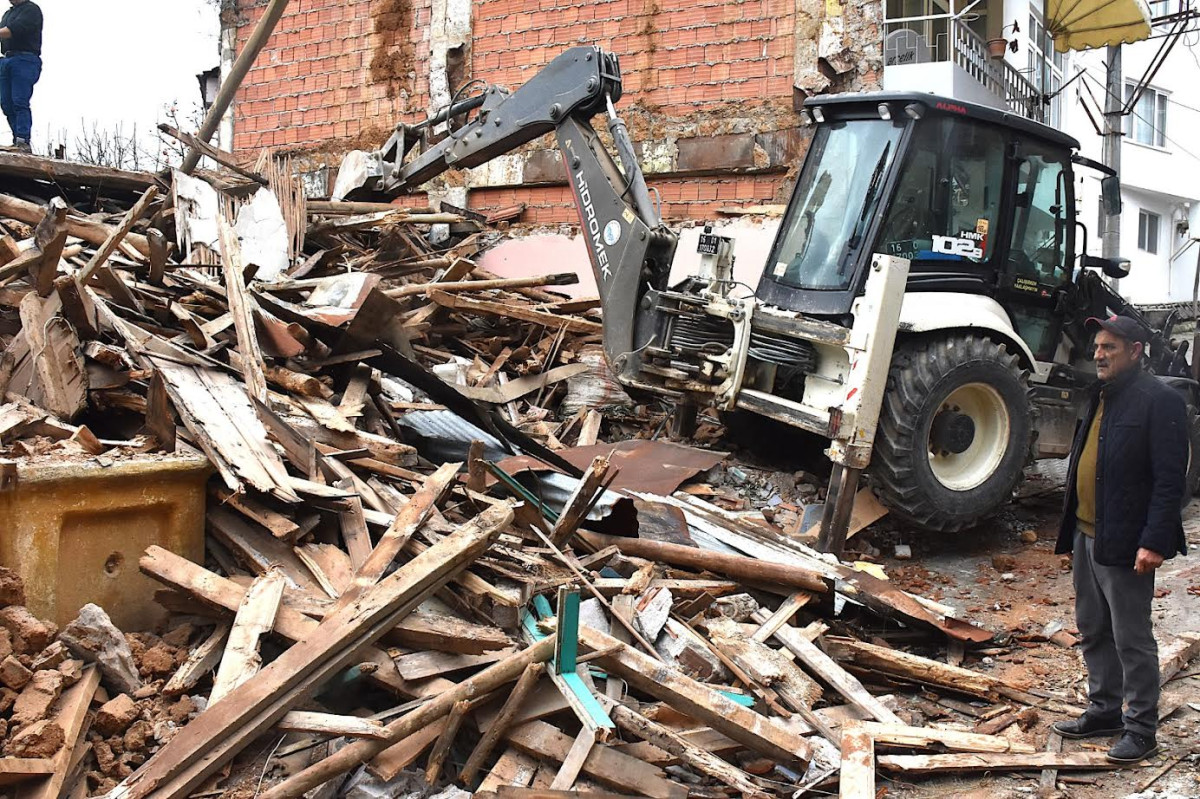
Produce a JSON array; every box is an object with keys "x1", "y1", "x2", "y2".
[
  {"x1": 1006, "y1": 150, "x2": 1070, "y2": 288},
  {"x1": 876, "y1": 115, "x2": 1006, "y2": 267}
]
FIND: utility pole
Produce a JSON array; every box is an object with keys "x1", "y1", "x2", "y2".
[{"x1": 1101, "y1": 44, "x2": 1123, "y2": 260}]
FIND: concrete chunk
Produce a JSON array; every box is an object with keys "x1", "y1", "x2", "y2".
[
  {"x1": 5, "y1": 718, "x2": 65, "y2": 758},
  {"x1": 94, "y1": 693, "x2": 140, "y2": 736},
  {"x1": 58, "y1": 603, "x2": 142, "y2": 695},
  {"x1": 0, "y1": 605, "x2": 57, "y2": 654},
  {"x1": 0, "y1": 653, "x2": 32, "y2": 690},
  {"x1": 11, "y1": 669, "x2": 65, "y2": 727},
  {"x1": 0, "y1": 565, "x2": 25, "y2": 607}
]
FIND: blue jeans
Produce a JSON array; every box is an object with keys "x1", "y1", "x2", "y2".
[{"x1": 0, "y1": 53, "x2": 41, "y2": 143}]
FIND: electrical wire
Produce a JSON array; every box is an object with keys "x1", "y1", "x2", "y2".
[{"x1": 1078, "y1": 71, "x2": 1200, "y2": 166}]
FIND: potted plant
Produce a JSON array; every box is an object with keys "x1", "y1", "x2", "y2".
[{"x1": 987, "y1": 20, "x2": 1020, "y2": 59}]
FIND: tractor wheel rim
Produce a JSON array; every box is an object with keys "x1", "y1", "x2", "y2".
[{"x1": 927, "y1": 382, "x2": 1010, "y2": 491}]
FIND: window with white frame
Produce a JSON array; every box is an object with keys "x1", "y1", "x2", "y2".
[
  {"x1": 1124, "y1": 84, "x2": 1168, "y2": 148},
  {"x1": 1138, "y1": 209, "x2": 1161, "y2": 254},
  {"x1": 1028, "y1": 11, "x2": 1065, "y2": 127}
]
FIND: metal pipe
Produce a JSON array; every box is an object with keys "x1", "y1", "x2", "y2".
[
  {"x1": 182, "y1": 0, "x2": 292, "y2": 174},
  {"x1": 606, "y1": 95, "x2": 660, "y2": 227}
]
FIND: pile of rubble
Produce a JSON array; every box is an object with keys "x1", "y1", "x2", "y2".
[{"x1": 0, "y1": 149, "x2": 1196, "y2": 799}]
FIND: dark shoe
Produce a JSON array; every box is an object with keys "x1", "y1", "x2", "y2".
[
  {"x1": 12, "y1": 139, "x2": 31, "y2": 154},
  {"x1": 1106, "y1": 731, "x2": 1159, "y2": 764},
  {"x1": 1051, "y1": 713, "x2": 1123, "y2": 739}
]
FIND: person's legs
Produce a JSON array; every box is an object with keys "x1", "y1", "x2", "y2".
[
  {"x1": 0, "y1": 58, "x2": 14, "y2": 140},
  {"x1": 1073, "y1": 531, "x2": 1124, "y2": 720},
  {"x1": 6, "y1": 54, "x2": 41, "y2": 144},
  {"x1": 1092, "y1": 555, "x2": 1159, "y2": 736}
]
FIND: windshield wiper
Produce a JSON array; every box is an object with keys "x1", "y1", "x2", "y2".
[{"x1": 844, "y1": 142, "x2": 891, "y2": 263}]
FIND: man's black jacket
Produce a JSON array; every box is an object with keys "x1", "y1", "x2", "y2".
[{"x1": 1056, "y1": 368, "x2": 1189, "y2": 566}]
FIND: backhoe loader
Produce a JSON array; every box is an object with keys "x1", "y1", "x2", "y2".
[{"x1": 335, "y1": 46, "x2": 1200, "y2": 552}]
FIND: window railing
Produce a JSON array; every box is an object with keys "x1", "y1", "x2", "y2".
[{"x1": 883, "y1": 17, "x2": 1046, "y2": 123}]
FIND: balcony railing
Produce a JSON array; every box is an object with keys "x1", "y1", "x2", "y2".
[{"x1": 883, "y1": 17, "x2": 1046, "y2": 123}]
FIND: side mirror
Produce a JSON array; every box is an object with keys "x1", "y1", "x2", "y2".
[
  {"x1": 1082, "y1": 254, "x2": 1131, "y2": 279},
  {"x1": 1101, "y1": 175, "x2": 1122, "y2": 217}
]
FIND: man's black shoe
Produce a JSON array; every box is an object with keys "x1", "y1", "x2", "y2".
[
  {"x1": 1106, "y1": 731, "x2": 1159, "y2": 764},
  {"x1": 1051, "y1": 713, "x2": 1123, "y2": 739}
]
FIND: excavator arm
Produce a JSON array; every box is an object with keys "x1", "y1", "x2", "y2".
[{"x1": 334, "y1": 46, "x2": 678, "y2": 372}]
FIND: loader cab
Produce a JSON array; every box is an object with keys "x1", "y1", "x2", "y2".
[{"x1": 759, "y1": 93, "x2": 1080, "y2": 361}]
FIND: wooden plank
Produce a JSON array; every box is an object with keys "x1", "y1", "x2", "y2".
[
  {"x1": 425, "y1": 700, "x2": 470, "y2": 785},
  {"x1": 394, "y1": 649, "x2": 516, "y2": 681},
  {"x1": 477, "y1": 750, "x2": 538, "y2": 795},
  {"x1": 275, "y1": 711, "x2": 388, "y2": 740},
  {"x1": 504, "y1": 721, "x2": 685, "y2": 799},
  {"x1": 462, "y1": 663, "x2": 545, "y2": 785},
  {"x1": 876, "y1": 752, "x2": 1118, "y2": 775},
  {"x1": 262, "y1": 637, "x2": 555, "y2": 798},
  {"x1": 429, "y1": 290, "x2": 603, "y2": 334},
  {"x1": 0, "y1": 151, "x2": 158, "y2": 193},
  {"x1": 858, "y1": 721, "x2": 1036, "y2": 754},
  {"x1": 164, "y1": 623, "x2": 230, "y2": 696},
  {"x1": 387, "y1": 611, "x2": 513, "y2": 655},
  {"x1": 548, "y1": 729, "x2": 595, "y2": 791},
  {"x1": 822, "y1": 635, "x2": 1004, "y2": 699},
  {"x1": 385, "y1": 272, "x2": 577, "y2": 298},
  {"x1": 753, "y1": 610, "x2": 903, "y2": 725},
  {"x1": 30, "y1": 197, "x2": 69, "y2": 296},
  {"x1": 578, "y1": 532, "x2": 827, "y2": 594},
  {"x1": 15, "y1": 665, "x2": 100, "y2": 799},
  {"x1": 117, "y1": 507, "x2": 512, "y2": 799},
  {"x1": 0, "y1": 759, "x2": 55, "y2": 787},
  {"x1": 455, "y1": 363, "x2": 590, "y2": 405},
  {"x1": 578, "y1": 626, "x2": 812, "y2": 768},
  {"x1": 209, "y1": 570, "x2": 286, "y2": 705},
  {"x1": 213, "y1": 486, "x2": 299, "y2": 542},
  {"x1": 750, "y1": 591, "x2": 813, "y2": 643},
  {"x1": 607, "y1": 703, "x2": 766, "y2": 798},
  {"x1": 77, "y1": 186, "x2": 159, "y2": 285},
  {"x1": 216, "y1": 212, "x2": 268, "y2": 403},
  {"x1": 838, "y1": 721, "x2": 875, "y2": 799},
  {"x1": 577, "y1": 410, "x2": 601, "y2": 447},
  {"x1": 206, "y1": 505, "x2": 324, "y2": 595},
  {"x1": 1038, "y1": 730, "x2": 1063, "y2": 797}
]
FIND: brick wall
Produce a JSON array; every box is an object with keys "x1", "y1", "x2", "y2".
[{"x1": 229, "y1": 0, "x2": 883, "y2": 223}]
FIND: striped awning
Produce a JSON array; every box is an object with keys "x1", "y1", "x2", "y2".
[{"x1": 1046, "y1": 0, "x2": 1153, "y2": 52}]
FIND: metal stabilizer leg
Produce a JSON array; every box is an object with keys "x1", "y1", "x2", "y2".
[{"x1": 816, "y1": 463, "x2": 862, "y2": 560}]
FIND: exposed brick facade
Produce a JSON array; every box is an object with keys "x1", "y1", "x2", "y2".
[{"x1": 228, "y1": 0, "x2": 883, "y2": 223}]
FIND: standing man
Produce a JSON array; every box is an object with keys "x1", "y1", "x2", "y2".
[
  {"x1": 0, "y1": 0, "x2": 42, "y2": 153},
  {"x1": 1052, "y1": 314, "x2": 1189, "y2": 764}
]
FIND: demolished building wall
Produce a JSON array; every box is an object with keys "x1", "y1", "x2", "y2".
[{"x1": 227, "y1": 0, "x2": 884, "y2": 222}]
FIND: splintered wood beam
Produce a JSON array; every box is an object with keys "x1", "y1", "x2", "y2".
[
  {"x1": 216, "y1": 213, "x2": 268, "y2": 403},
  {"x1": 578, "y1": 532, "x2": 828, "y2": 594},
  {"x1": 158, "y1": 124, "x2": 269, "y2": 186},
  {"x1": 821, "y1": 636, "x2": 1005, "y2": 699},
  {"x1": 548, "y1": 454, "x2": 610, "y2": 548},
  {"x1": 0, "y1": 758, "x2": 55, "y2": 787},
  {"x1": 578, "y1": 626, "x2": 812, "y2": 768},
  {"x1": 259, "y1": 637, "x2": 555, "y2": 799},
  {"x1": 838, "y1": 721, "x2": 876, "y2": 799},
  {"x1": 114, "y1": 505, "x2": 511, "y2": 799},
  {"x1": 208, "y1": 570, "x2": 286, "y2": 705},
  {"x1": 461, "y1": 662, "x2": 545, "y2": 785},
  {"x1": 1038, "y1": 730, "x2": 1063, "y2": 797},
  {"x1": 875, "y1": 752, "x2": 1118, "y2": 775},
  {"x1": 384, "y1": 272, "x2": 579, "y2": 298},
  {"x1": 275, "y1": 711, "x2": 388, "y2": 740},
  {"x1": 333, "y1": 462, "x2": 459, "y2": 612},
  {"x1": 425, "y1": 700, "x2": 471, "y2": 785},
  {"x1": 164, "y1": 623, "x2": 230, "y2": 696},
  {"x1": 76, "y1": 185, "x2": 159, "y2": 285},
  {"x1": 857, "y1": 721, "x2": 1036, "y2": 754},
  {"x1": 30, "y1": 196, "x2": 68, "y2": 296},
  {"x1": 607, "y1": 703, "x2": 768, "y2": 798}
]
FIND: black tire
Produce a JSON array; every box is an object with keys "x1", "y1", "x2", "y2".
[
  {"x1": 871, "y1": 335, "x2": 1034, "y2": 532},
  {"x1": 1184, "y1": 402, "x2": 1200, "y2": 499}
]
